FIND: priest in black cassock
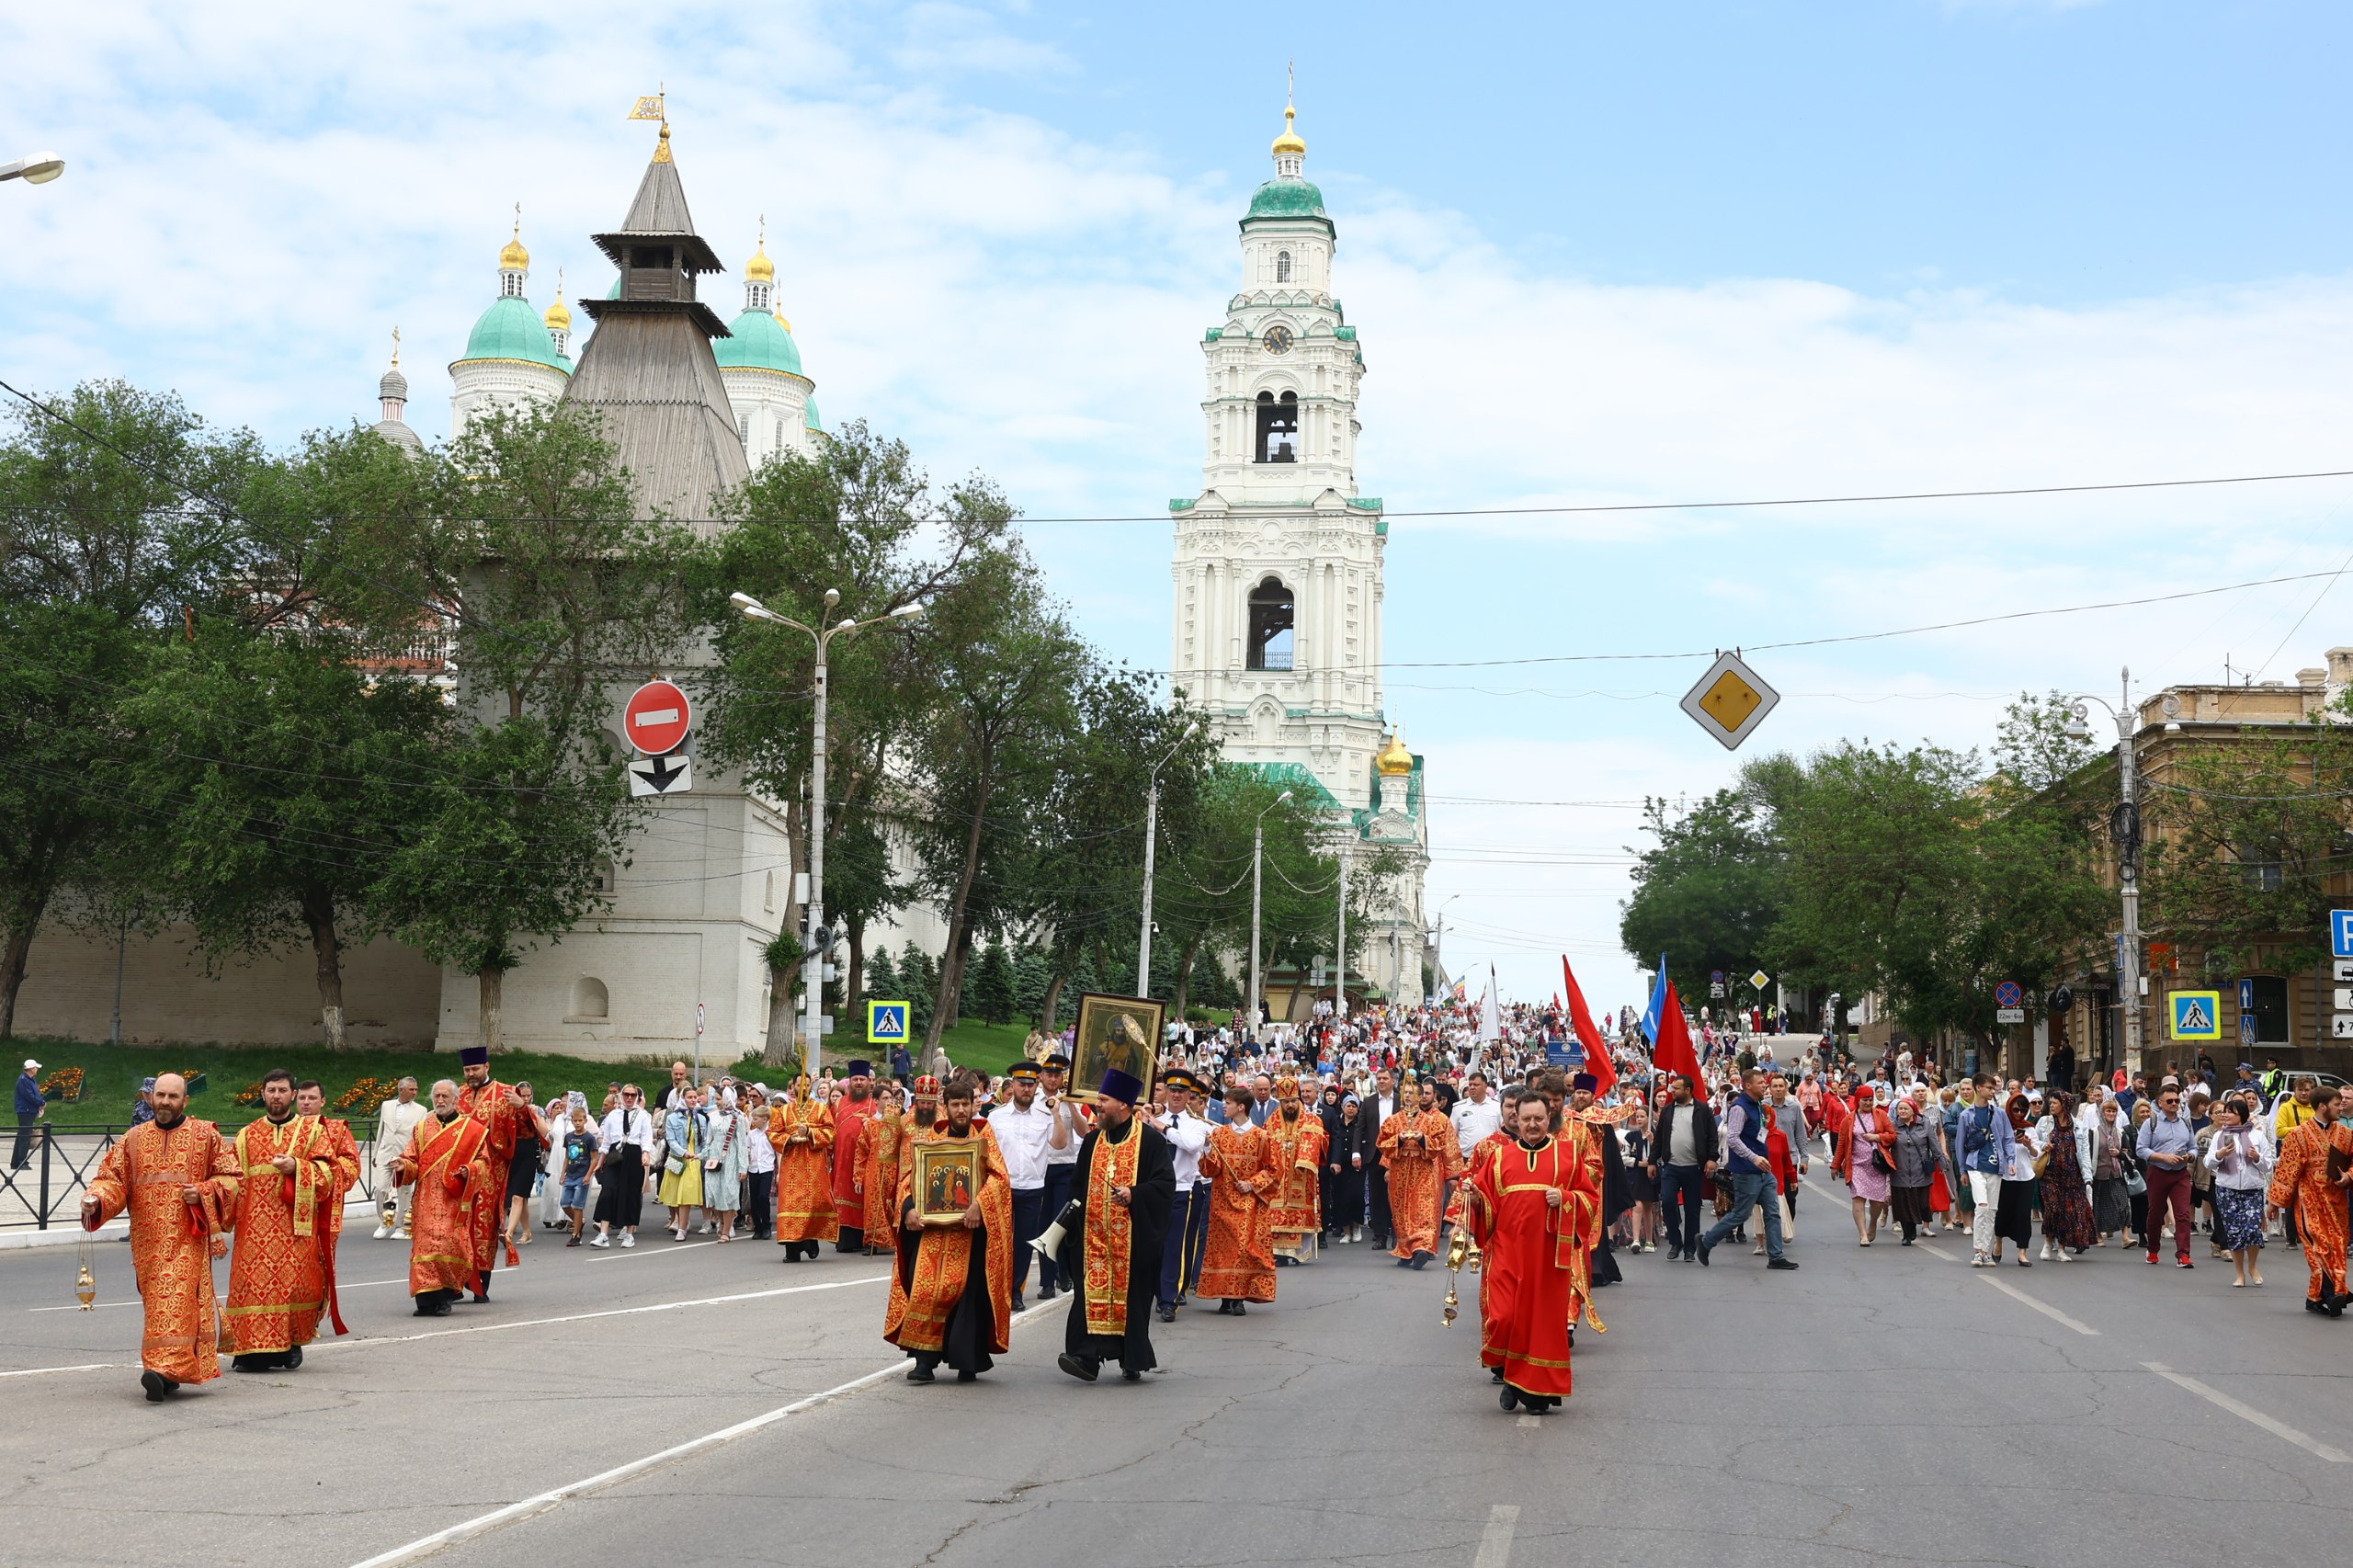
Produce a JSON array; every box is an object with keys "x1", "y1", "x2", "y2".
[{"x1": 1055, "y1": 1067, "x2": 1176, "y2": 1383}]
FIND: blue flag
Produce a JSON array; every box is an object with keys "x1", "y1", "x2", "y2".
[{"x1": 1639, "y1": 955, "x2": 1669, "y2": 1045}]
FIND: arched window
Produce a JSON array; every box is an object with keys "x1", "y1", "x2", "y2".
[
  {"x1": 1246, "y1": 576, "x2": 1295, "y2": 671},
  {"x1": 1255, "y1": 390, "x2": 1299, "y2": 463},
  {"x1": 1276, "y1": 250, "x2": 1292, "y2": 283},
  {"x1": 569, "y1": 977, "x2": 610, "y2": 1021}
]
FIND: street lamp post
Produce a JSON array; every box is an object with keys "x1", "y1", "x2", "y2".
[
  {"x1": 1334, "y1": 844, "x2": 1347, "y2": 1019},
  {"x1": 2070, "y1": 666, "x2": 2143, "y2": 1075},
  {"x1": 1135, "y1": 740, "x2": 1185, "y2": 997},
  {"x1": 0, "y1": 152, "x2": 65, "y2": 186},
  {"x1": 732, "y1": 589, "x2": 923, "y2": 1078},
  {"x1": 1247, "y1": 790, "x2": 1293, "y2": 1042},
  {"x1": 1434, "y1": 893, "x2": 1460, "y2": 1002}
]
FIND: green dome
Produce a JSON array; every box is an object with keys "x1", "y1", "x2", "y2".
[
  {"x1": 458, "y1": 295, "x2": 570, "y2": 373},
  {"x1": 715, "y1": 310, "x2": 804, "y2": 376},
  {"x1": 803, "y1": 396, "x2": 823, "y2": 432},
  {"x1": 1245, "y1": 176, "x2": 1328, "y2": 223}
]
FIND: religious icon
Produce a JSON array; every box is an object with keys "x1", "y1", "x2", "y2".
[
  {"x1": 912, "y1": 1141, "x2": 982, "y2": 1225},
  {"x1": 1071, "y1": 993, "x2": 1165, "y2": 1108}
]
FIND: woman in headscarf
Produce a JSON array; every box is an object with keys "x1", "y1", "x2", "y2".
[
  {"x1": 702, "y1": 1086, "x2": 748, "y2": 1242},
  {"x1": 2127, "y1": 1098, "x2": 2155, "y2": 1250},
  {"x1": 1326, "y1": 1092, "x2": 1370, "y2": 1244},
  {"x1": 1992, "y1": 1093, "x2": 2040, "y2": 1267},
  {"x1": 1887, "y1": 1096, "x2": 1938, "y2": 1245},
  {"x1": 2033, "y1": 1091, "x2": 2096, "y2": 1261},
  {"x1": 2085, "y1": 1092, "x2": 2131, "y2": 1244},
  {"x1": 1838, "y1": 1083, "x2": 1894, "y2": 1245},
  {"x1": 1316, "y1": 1082, "x2": 1347, "y2": 1244},
  {"x1": 2202, "y1": 1094, "x2": 2273, "y2": 1287}
]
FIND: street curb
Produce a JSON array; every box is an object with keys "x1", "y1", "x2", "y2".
[{"x1": 0, "y1": 1192, "x2": 380, "y2": 1254}]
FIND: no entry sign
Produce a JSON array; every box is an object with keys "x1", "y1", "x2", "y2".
[{"x1": 624, "y1": 680, "x2": 691, "y2": 756}]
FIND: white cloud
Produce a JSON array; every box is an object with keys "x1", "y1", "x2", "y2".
[{"x1": 8, "y1": 1, "x2": 2349, "y2": 1005}]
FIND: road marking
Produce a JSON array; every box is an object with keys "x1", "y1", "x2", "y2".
[
  {"x1": 0, "y1": 1274, "x2": 892, "y2": 1378},
  {"x1": 1472, "y1": 1504, "x2": 1520, "y2": 1568},
  {"x1": 27, "y1": 1277, "x2": 412, "y2": 1312},
  {"x1": 1974, "y1": 1273, "x2": 2097, "y2": 1335},
  {"x1": 1915, "y1": 1242, "x2": 1954, "y2": 1261},
  {"x1": 310, "y1": 1274, "x2": 890, "y2": 1351},
  {"x1": 585, "y1": 1239, "x2": 717, "y2": 1263},
  {"x1": 1516, "y1": 1415, "x2": 1540, "y2": 1429},
  {"x1": 2144, "y1": 1361, "x2": 2351, "y2": 1463},
  {"x1": 0, "y1": 1360, "x2": 132, "y2": 1379},
  {"x1": 347, "y1": 1293, "x2": 1065, "y2": 1567}
]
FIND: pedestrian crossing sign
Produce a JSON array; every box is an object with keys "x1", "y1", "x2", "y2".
[
  {"x1": 2169, "y1": 990, "x2": 2222, "y2": 1041},
  {"x1": 867, "y1": 1001, "x2": 911, "y2": 1045}
]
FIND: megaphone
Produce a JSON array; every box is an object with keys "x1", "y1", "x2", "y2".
[{"x1": 1030, "y1": 1199, "x2": 1083, "y2": 1259}]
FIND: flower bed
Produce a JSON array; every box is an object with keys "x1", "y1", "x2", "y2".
[
  {"x1": 40, "y1": 1066, "x2": 84, "y2": 1103},
  {"x1": 335, "y1": 1076, "x2": 401, "y2": 1116}
]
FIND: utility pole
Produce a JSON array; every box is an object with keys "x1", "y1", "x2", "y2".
[
  {"x1": 1135, "y1": 741, "x2": 1183, "y2": 997},
  {"x1": 1247, "y1": 790, "x2": 1292, "y2": 1041},
  {"x1": 1335, "y1": 845, "x2": 1347, "y2": 1018},
  {"x1": 2116, "y1": 665, "x2": 2144, "y2": 1075}
]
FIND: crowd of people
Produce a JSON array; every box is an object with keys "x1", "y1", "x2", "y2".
[{"x1": 72, "y1": 991, "x2": 2353, "y2": 1415}]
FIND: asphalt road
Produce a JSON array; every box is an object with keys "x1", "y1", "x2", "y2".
[{"x1": 4, "y1": 1191, "x2": 2351, "y2": 1568}]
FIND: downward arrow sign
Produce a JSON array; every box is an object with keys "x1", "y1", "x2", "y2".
[{"x1": 630, "y1": 752, "x2": 692, "y2": 797}]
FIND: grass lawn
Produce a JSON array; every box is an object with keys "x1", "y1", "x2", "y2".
[
  {"x1": 10, "y1": 1014, "x2": 1093, "y2": 1128},
  {"x1": 9, "y1": 1037, "x2": 777, "y2": 1127}
]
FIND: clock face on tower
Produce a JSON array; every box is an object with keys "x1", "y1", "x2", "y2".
[{"x1": 1262, "y1": 323, "x2": 1294, "y2": 355}]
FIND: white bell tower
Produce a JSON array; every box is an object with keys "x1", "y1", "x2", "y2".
[
  {"x1": 1168, "y1": 97, "x2": 1432, "y2": 1010},
  {"x1": 1169, "y1": 98, "x2": 1389, "y2": 812}
]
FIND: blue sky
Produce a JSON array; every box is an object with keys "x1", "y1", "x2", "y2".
[{"x1": 8, "y1": 0, "x2": 2353, "y2": 1011}]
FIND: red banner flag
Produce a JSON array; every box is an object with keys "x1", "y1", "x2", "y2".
[
  {"x1": 1652, "y1": 981, "x2": 1703, "y2": 1092},
  {"x1": 1561, "y1": 957, "x2": 1615, "y2": 1098}
]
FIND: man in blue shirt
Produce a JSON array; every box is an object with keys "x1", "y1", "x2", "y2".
[
  {"x1": 2137, "y1": 1081, "x2": 2199, "y2": 1267},
  {"x1": 11, "y1": 1058, "x2": 42, "y2": 1171},
  {"x1": 1955, "y1": 1074, "x2": 2013, "y2": 1267},
  {"x1": 1696, "y1": 1067, "x2": 1795, "y2": 1270}
]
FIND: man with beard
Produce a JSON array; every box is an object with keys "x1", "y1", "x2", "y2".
[
  {"x1": 80, "y1": 1074, "x2": 241, "y2": 1402},
  {"x1": 1379, "y1": 1077, "x2": 1459, "y2": 1269},
  {"x1": 223, "y1": 1070, "x2": 339, "y2": 1371},
  {"x1": 886, "y1": 1078, "x2": 1014, "y2": 1381},
  {"x1": 455, "y1": 1045, "x2": 529, "y2": 1301},
  {"x1": 397, "y1": 1080, "x2": 493, "y2": 1316},
  {"x1": 1461, "y1": 1094, "x2": 1605, "y2": 1415},
  {"x1": 831, "y1": 1060, "x2": 881, "y2": 1253},
  {"x1": 1055, "y1": 1069, "x2": 1176, "y2": 1383},
  {"x1": 1261, "y1": 1074, "x2": 1325, "y2": 1265}
]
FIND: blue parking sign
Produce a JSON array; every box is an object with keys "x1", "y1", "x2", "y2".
[{"x1": 2332, "y1": 911, "x2": 2353, "y2": 960}]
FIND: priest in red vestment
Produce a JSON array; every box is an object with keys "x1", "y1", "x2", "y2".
[
  {"x1": 830, "y1": 1059, "x2": 881, "y2": 1253},
  {"x1": 884, "y1": 1079, "x2": 1015, "y2": 1381},
  {"x1": 1459, "y1": 1096, "x2": 1604, "y2": 1415},
  {"x1": 397, "y1": 1080, "x2": 493, "y2": 1316},
  {"x1": 455, "y1": 1044, "x2": 528, "y2": 1301},
  {"x1": 224, "y1": 1070, "x2": 345, "y2": 1370},
  {"x1": 80, "y1": 1074, "x2": 242, "y2": 1402}
]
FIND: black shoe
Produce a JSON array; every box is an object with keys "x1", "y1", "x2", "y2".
[
  {"x1": 1121, "y1": 1369, "x2": 1142, "y2": 1381},
  {"x1": 1057, "y1": 1353, "x2": 1099, "y2": 1382},
  {"x1": 957, "y1": 1369, "x2": 978, "y2": 1383},
  {"x1": 140, "y1": 1369, "x2": 177, "y2": 1403},
  {"x1": 1666, "y1": 1246, "x2": 1682, "y2": 1261},
  {"x1": 231, "y1": 1355, "x2": 270, "y2": 1373},
  {"x1": 1490, "y1": 1366, "x2": 1506, "y2": 1384},
  {"x1": 1696, "y1": 1238, "x2": 1712, "y2": 1267},
  {"x1": 1157, "y1": 1305, "x2": 1176, "y2": 1323},
  {"x1": 284, "y1": 1346, "x2": 302, "y2": 1370},
  {"x1": 906, "y1": 1364, "x2": 936, "y2": 1383},
  {"x1": 1768, "y1": 1257, "x2": 1799, "y2": 1271},
  {"x1": 1499, "y1": 1384, "x2": 1519, "y2": 1412},
  {"x1": 1234, "y1": 1301, "x2": 1247, "y2": 1315},
  {"x1": 1011, "y1": 1292, "x2": 1028, "y2": 1314},
  {"x1": 1410, "y1": 1251, "x2": 1433, "y2": 1271},
  {"x1": 1037, "y1": 1284, "x2": 1059, "y2": 1301}
]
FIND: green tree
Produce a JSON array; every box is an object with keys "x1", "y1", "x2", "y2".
[
  {"x1": 1618, "y1": 788, "x2": 1783, "y2": 990},
  {"x1": 0, "y1": 381, "x2": 263, "y2": 1036},
  {"x1": 699, "y1": 421, "x2": 1006, "y2": 1063},
  {"x1": 972, "y1": 939, "x2": 1017, "y2": 1027}
]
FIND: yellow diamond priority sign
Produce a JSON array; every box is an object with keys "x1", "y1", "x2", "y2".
[{"x1": 1679, "y1": 652, "x2": 1780, "y2": 751}]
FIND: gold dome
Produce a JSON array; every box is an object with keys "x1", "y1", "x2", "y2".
[
  {"x1": 499, "y1": 212, "x2": 529, "y2": 272},
  {"x1": 1271, "y1": 104, "x2": 1306, "y2": 156},
  {"x1": 746, "y1": 228, "x2": 775, "y2": 284},
  {"x1": 543, "y1": 286, "x2": 572, "y2": 332},
  {"x1": 1376, "y1": 730, "x2": 1413, "y2": 777}
]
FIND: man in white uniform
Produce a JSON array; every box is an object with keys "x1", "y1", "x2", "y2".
[
  {"x1": 372, "y1": 1077, "x2": 428, "y2": 1239},
  {"x1": 1151, "y1": 1070, "x2": 1211, "y2": 1324}
]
